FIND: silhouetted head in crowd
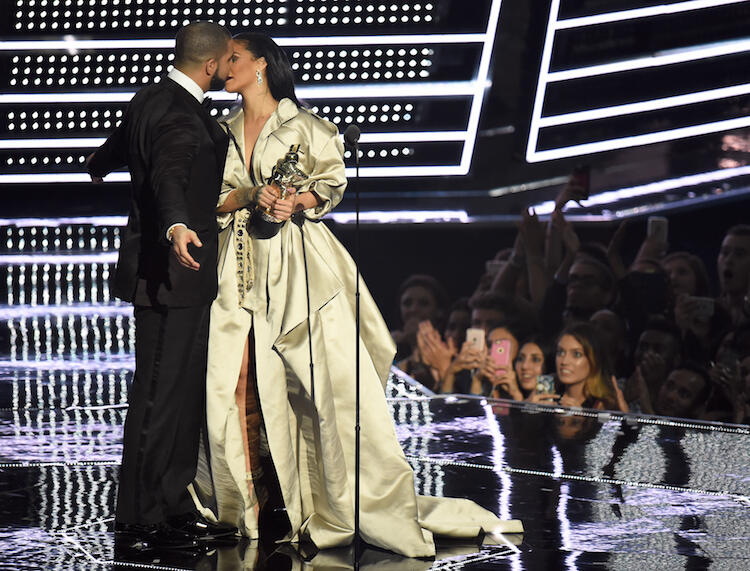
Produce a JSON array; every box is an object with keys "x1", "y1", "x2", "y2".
[
  {"x1": 565, "y1": 244, "x2": 617, "y2": 322},
  {"x1": 556, "y1": 322, "x2": 617, "y2": 410},
  {"x1": 515, "y1": 335, "x2": 551, "y2": 394},
  {"x1": 718, "y1": 224, "x2": 750, "y2": 298},
  {"x1": 468, "y1": 291, "x2": 515, "y2": 333},
  {"x1": 443, "y1": 297, "x2": 470, "y2": 349},
  {"x1": 397, "y1": 274, "x2": 449, "y2": 331},
  {"x1": 654, "y1": 363, "x2": 710, "y2": 419},
  {"x1": 662, "y1": 251, "x2": 711, "y2": 298},
  {"x1": 590, "y1": 309, "x2": 629, "y2": 378},
  {"x1": 634, "y1": 317, "x2": 682, "y2": 370}
]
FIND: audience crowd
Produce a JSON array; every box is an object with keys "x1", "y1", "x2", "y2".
[{"x1": 390, "y1": 176, "x2": 750, "y2": 423}]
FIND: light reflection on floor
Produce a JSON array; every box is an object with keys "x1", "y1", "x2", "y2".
[{"x1": 2, "y1": 221, "x2": 750, "y2": 569}]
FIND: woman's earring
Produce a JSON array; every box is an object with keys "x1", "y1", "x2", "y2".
[{"x1": 256, "y1": 70, "x2": 263, "y2": 86}]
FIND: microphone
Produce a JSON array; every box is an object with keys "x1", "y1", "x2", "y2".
[{"x1": 343, "y1": 124, "x2": 360, "y2": 149}]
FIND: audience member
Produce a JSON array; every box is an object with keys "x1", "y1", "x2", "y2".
[
  {"x1": 653, "y1": 364, "x2": 710, "y2": 420},
  {"x1": 555, "y1": 322, "x2": 628, "y2": 412},
  {"x1": 514, "y1": 336, "x2": 551, "y2": 397},
  {"x1": 624, "y1": 317, "x2": 682, "y2": 414},
  {"x1": 662, "y1": 251, "x2": 712, "y2": 298},
  {"x1": 717, "y1": 225, "x2": 750, "y2": 326}
]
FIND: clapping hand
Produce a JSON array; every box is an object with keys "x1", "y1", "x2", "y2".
[{"x1": 417, "y1": 320, "x2": 456, "y2": 378}]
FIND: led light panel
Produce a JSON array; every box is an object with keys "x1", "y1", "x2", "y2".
[
  {"x1": 526, "y1": 0, "x2": 750, "y2": 163},
  {"x1": 0, "y1": 1, "x2": 504, "y2": 183}
]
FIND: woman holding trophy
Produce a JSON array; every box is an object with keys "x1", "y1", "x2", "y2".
[{"x1": 191, "y1": 32, "x2": 521, "y2": 558}]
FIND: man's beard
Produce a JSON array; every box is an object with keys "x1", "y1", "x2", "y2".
[{"x1": 209, "y1": 70, "x2": 226, "y2": 91}]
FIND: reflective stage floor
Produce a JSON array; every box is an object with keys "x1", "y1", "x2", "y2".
[{"x1": 3, "y1": 220, "x2": 750, "y2": 569}]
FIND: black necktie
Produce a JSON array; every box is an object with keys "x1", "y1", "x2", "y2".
[{"x1": 201, "y1": 96, "x2": 213, "y2": 109}]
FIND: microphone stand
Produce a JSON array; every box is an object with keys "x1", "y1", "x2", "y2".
[{"x1": 344, "y1": 125, "x2": 362, "y2": 564}]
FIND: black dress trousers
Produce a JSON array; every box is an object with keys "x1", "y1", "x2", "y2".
[{"x1": 116, "y1": 303, "x2": 210, "y2": 524}]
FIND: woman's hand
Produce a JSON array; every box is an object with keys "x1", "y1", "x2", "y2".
[
  {"x1": 269, "y1": 187, "x2": 297, "y2": 222},
  {"x1": 450, "y1": 340, "x2": 484, "y2": 373},
  {"x1": 256, "y1": 184, "x2": 280, "y2": 212},
  {"x1": 417, "y1": 320, "x2": 456, "y2": 380},
  {"x1": 480, "y1": 357, "x2": 523, "y2": 400}
]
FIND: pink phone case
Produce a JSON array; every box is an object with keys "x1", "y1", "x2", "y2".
[{"x1": 490, "y1": 339, "x2": 512, "y2": 369}]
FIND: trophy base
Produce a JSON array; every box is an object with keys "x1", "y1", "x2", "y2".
[{"x1": 250, "y1": 209, "x2": 283, "y2": 239}]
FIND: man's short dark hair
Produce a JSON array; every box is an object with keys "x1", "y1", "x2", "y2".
[{"x1": 174, "y1": 21, "x2": 231, "y2": 68}]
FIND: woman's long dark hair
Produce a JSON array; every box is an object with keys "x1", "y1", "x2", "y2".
[{"x1": 232, "y1": 32, "x2": 301, "y2": 107}]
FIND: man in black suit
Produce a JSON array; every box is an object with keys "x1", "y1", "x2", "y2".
[{"x1": 87, "y1": 21, "x2": 236, "y2": 550}]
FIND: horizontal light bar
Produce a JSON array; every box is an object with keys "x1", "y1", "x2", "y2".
[
  {"x1": 0, "y1": 131, "x2": 468, "y2": 150},
  {"x1": 548, "y1": 37, "x2": 750, "y2": 82},
  {"x1": 555, "y1": 0, "x2": 747, "y2": 29},
  {"x1": 0, "y1": 173, "x2": 130, "y2": 183},
  {"x1": 0, "y1": 215, "x2": 127, "y2": 226},
  {"x1": 529, "y1": 165, "x2": 750, "y2": 214},
  {"x1": 0, "y1": 81, "x2": 479, "y2": 105},
  {"x1": 538, "y1": 82, "x2": 750, "y2": 127},
  {"x1": 328, "y1": 210, "x2": 470, "y2": 224},
  {"x1": 0, "y1": 34, "x2": 488, "y2": 52},
  {"x1": 0, "y1": 358, "x2": 134, "y2": 371},
  {"x1": 0, "y1": 165, "x2": 468, "y2": 183},
  {"x1": 360, "y1": 131, "x2": 467, "y2": 143},
  {"x1": 0, "y1": 252, "x2": 119, "y2": 264},
  {"x1": 0, "y1": 303, "x2": 131, "y2": 319},
  {"x1": 528, "y1": 114, "x2": 750, "y2": 162}
]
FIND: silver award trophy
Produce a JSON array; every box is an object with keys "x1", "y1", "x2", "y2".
[{"x1": 251, "y1": 144, "x2": 309, "y2": 238}]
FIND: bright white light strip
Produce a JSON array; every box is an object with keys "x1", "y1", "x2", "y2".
[
  {"x1": 0, "y1": 81, "x2": 478, "y2": 105},
  {"x1": 526, "y1": 0, "x2": 561, "y2": 163},
  {"x1": 0, "y1": 166, "x2": 467, "y2": 183},
  {"x1": 548, "y1": 37, "x2": 750, "y2": 82},
  {"x1": 0, "y1": 131, "x2": 467, "y2": 150},
  {"x1": 555, "y1": 0, "x2": 747, "y2": 29},
  {"x1": 0, "y1": 252, "x2": 119, "y2": 264},
  {"x1": 530, "y1": 165, "x2": 750, "y2": 214},
  {"x1": 0, "y1": 215, "x2": 127, "y2": 226},
  {"x1": 459, "y1": 0, "x2": 504, "y2": 174},
  {"x1": 0, "y1": 304, "x2": 131, "y2": 320},
  {"x1": 0, "y1": 34, "x2": 487, "y2": 51},
  {"x1": 328, "y1": 210, "x2": 469, "y2": 224},
  {"x1": 537, "y1": 82, "x2": 750, "y2": 128},
  {"x1": 530, "y1": 114, "x2": 750, "y2": 162},
  {"x1": 0, "y1": 138, "x2": 105, "y2": 149},
  {"x1": 0, "y1": 173, "x2": 130, "y2": 184}
]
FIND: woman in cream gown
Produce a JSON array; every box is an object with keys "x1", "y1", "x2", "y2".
[{"x1": 191, "y1": 32, "x2": 522, "y2": 559}]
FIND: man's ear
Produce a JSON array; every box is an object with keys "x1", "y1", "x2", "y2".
[{"x1": 205, "y1": 58, "x2": 218, "y2": 76}]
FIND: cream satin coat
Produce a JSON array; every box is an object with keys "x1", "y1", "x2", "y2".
[{"x1": 192, "y1": 99, "x2": 522, "y2": 559}]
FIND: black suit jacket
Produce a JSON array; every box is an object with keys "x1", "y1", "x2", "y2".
[{"x1": 88, "y1": 78, "x2": 228, "y2": 307}]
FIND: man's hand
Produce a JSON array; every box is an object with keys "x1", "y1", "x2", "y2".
[
  {"x1": 86, "y1": 153, "x2": 103, "y2": 184},
  {"x1": 170, "y1": 225, "x2": 202, "y2": 271}
]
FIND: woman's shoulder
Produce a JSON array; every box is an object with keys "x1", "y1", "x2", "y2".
[{"x1": 292, "y1": 104, "x2": 339, "y2": 139}]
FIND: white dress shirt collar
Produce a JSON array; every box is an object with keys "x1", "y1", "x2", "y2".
[{"x1": 167, "y1": 68, "x2": 205, "y2": 103}]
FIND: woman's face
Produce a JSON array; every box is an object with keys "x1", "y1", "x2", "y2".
[
  {"x1": 556, "y1": 334, "x2": 591, "y2": 386},
  {"x1": 515, "y1": 342, "x2": 545, "y2": 392},
  {"x1": 399, "y1": 285, "x2": 437, "y2": 326},
  {"x1": 663, "y1": 257, "x2": 697, "y2": 297},
  {"x1": 224, "y1": 42, "x2": 263, "y2": 94}
]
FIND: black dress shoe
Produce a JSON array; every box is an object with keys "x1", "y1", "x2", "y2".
[
  {"x1": 168, "y1": 512, "x2": 239, "y2": 543},
  {"x1": 114, "y1": 521, "x2": 201, "y2": 550}
]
